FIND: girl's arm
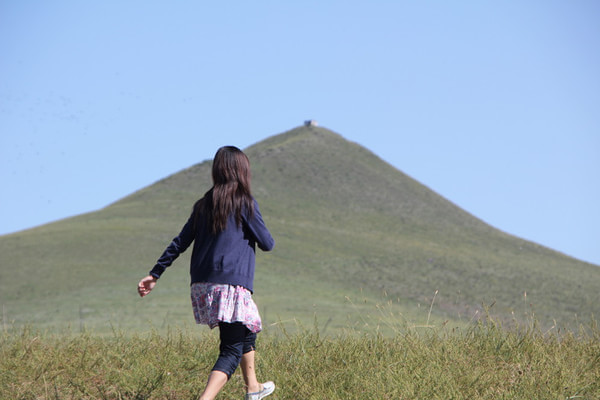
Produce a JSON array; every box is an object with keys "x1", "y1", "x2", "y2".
[
  {"x1": 246, "y1": 200, "x2": 275, "y2": 251},
  {"x1": 148, "y1": 216, "x2": 196, "y2": 278}
]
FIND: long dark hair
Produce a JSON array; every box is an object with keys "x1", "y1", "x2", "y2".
[{"x1": 194, "y1": 146, "x2": 254, "y2": 233}]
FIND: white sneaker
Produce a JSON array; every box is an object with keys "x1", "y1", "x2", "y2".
[{"x1": 245, "y1": 381, "x2": 275, "y2": 400}]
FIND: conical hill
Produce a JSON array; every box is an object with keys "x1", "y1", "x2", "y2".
[{"x1": 0, "y1": 126, "x2": 597, "y2": 333}]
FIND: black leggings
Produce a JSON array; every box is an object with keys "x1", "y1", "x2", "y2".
[{"x1": 212, "y1": 322, "x2": 257, "y2": 378}]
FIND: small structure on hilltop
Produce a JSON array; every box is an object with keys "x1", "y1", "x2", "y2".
[{"x1": 304, "y1": 120, "x2": 318, "y2": 127}]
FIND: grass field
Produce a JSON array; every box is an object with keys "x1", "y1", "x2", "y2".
[{"x1": 2, "y1": 312, "x2": 598, "y2": 399}]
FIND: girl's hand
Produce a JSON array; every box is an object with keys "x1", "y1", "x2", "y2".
[{"x1": 138, "y1": 275, "x2": 157, "y2": 297}]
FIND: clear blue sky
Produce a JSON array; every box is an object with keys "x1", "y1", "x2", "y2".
[{"x1": 1, "y1": 1, "x2": 599, "y2": 265}]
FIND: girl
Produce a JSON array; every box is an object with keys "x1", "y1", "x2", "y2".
[{"x1": 137, "y1": 146, "x2": 275, "y2": 400}]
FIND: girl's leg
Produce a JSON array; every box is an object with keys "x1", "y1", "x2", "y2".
[
  {"x1": 198, "y1": 370, "x2": 228, "y2": 400},
  {"x1": 241, "y1": 350, "x2": 261, "y2": 393},
  {"x1": 200, "y1": 323, "x2": 246, "y2": 400}
]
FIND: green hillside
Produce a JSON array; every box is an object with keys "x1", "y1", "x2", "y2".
[{"x1": 1, "y1": 126, "x2": 598, "y2": 334}]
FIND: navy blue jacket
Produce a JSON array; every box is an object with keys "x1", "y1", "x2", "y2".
[{"x1": 149, "y1": 198, "x2": 274, "y2": 292}]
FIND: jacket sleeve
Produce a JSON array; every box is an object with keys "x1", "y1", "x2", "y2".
[
  {"x1": 246, "y1": 200, "x2": 275, "y2": 251},
  {"x1": 149, "y1": 216, "x2": 195, "y2": 278}
]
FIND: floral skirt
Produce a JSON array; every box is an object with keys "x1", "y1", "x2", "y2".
[{"x1": 190, "y1": 282, "x2": 262, "y2": 333}]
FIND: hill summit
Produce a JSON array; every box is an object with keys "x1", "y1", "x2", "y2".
[{"x1": 0, "y1": 125, "x2": 598, "y2": 333}]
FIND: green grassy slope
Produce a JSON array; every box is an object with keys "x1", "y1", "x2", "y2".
[{"x1": 1, "y1": 126, "x2": 598, "y2": 334}]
